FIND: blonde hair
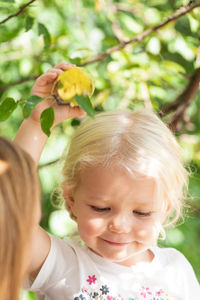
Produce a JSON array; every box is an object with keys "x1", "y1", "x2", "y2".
[
  {"x1": 62, "y1": 109, "x2": 188, "y2": 226},
  {"x1": 0, "y1": 137, "x2": 40, "y2": 300}
]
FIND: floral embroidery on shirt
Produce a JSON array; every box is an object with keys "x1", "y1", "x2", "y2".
[
  {"x1": 100, "y1": 285, "x2": 109, "y2": 295},
  {"x1": 73, "y1": 274, "x2": 174, "y2": 300},
  {"x1": 87, "y1": 275, "x2": 97, "y2": 285},
  {"x1": 140, "y1": 286, "x2": 152, "y2": 297},
  {"x1": 156, "y1": 289, "x2": 164, "y2": 296}
]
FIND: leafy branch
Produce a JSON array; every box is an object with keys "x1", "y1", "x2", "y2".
[
  {"x1": 0, "y1": 0, "x2": 37, "y2": 25},
  {"x1": 1, "y1": 1, "x2": 200, "y2": 134},
  {"x1": 80, "y1": 2, "x2": 200, "y2": 66},
  {"x1": 1, "y1": 3, "x2": 199, "y2": 92}
]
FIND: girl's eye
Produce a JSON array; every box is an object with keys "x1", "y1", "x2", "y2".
[
  {"x1": 90, "y1": 206, "x2": 110, "y2": 212},
  {"x1": 133, "y1": 210, "x2": 152, "y2": 217}
]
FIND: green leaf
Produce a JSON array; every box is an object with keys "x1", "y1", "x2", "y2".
[
  {"x1": 22, "y1": 96, "x2": 43, "y2": 118},
  {"x1": 38, "y1": 23, "x2": 51, "y2": 49},
  {"x1": 25, "y1": 16, "x2": 34, "y2": 32},
  {"x1": 175, "y1": 16, "x2": 192, "y2": 36},
  {"x1": 74, "y1": 95, "x2": 95, "y2": 118},
  {"x1": 57, "y1": 81, "x2": 63, "y2": 89},
  {"x1": 71, "y1": 118, "x2": 81, "y2": 127},
  {"x1": 40, "y1": 107, "x2": 54, "y2": 136},
  {"x1": 0, "y1": 2, "x2": 15, "y2": 8},
  {"x1": 0, "y1": 97, "x2": 17, "y2": 121}
]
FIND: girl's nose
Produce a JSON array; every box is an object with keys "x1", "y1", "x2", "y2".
[{"x1": 108, "y1": 214, "x2": 131, "y2": 234}]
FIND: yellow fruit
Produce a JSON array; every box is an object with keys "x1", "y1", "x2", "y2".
[{"x1": 52, "y1": 67, "x2": 95, "y2": 105}]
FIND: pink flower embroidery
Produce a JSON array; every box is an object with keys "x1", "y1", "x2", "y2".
[
  {"x1": 86, "y1": 275, "x2": 97, "y2": 285},
  {"x1": 81, "y1": 286, "x2": 88, "y2": 293},
  {"x1": 140, "y1": 286, "x2": 152, "y2": 298},
  {"x1": 107, "y1": 296, "x2": 112, "y2": 300},
  {"x1": 156, "y1": 289, "x2": 164, "y2": 296}
]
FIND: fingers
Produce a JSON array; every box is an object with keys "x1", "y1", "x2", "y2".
[
  {"x1": 54, "y1": 62, "x2": 76, "y2": 71},
  {"x1": 46, "y1": 68, "x2": 63, "y2": 76},
  {"x1": 31, "y1": 62, "x2": 76, "y2": 97},
  {"x1": 33, "y1": 69, "x2": 62, "y2": 89},
  {"x1": 67, "y1": 106, "x2": 86, "y2": 119},
  {"x1": 33, "y1": 73, "x2": 57, "y2": 87},
  {"x1": 58, "y1": 105, "x2": 86, "y2": 119},
  {"x1": 52, "y1": 101, "x2": 86, "y2": 124},
  {"x1": 36, "y1": 64, "x2": 75, "y2": 86},
  {"x1": 64, "y1": 107, "x2": 86, "y2": 122}
]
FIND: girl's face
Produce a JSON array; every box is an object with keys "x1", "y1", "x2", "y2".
[{"x1": 69, "y1": 165, "x2": 168, "y2": 266}]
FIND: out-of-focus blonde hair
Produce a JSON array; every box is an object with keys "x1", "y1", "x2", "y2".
[
  {"x1": 62, "y1": 109, "x2": 188, "y2": 227},
  {"x1": 0, "y1": 137, "x2": 40, "y2": 300}
]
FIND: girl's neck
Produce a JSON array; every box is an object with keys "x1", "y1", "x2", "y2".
[
  {"x1": 88, "y1": 246, "x2": 155, "y2": 267},
  {"x1": 117, "y1": 249, "x2": 155, "y2": 267}
]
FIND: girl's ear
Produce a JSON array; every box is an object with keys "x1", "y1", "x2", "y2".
[{"x1": 61, "y1": 182, "x2": 77, "y2": 217}]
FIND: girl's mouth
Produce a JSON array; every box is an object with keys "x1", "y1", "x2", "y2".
[{"x1": 101, "y1": 239, "x2": 131, "y2": 246}]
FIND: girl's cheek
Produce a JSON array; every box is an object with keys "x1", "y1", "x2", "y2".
[
  {"x1": 78, "y1": 216, "x2": 106, "y2": 235},
  {"x1": 134, "y1": 219, "x2": 160, "y2": 243}
]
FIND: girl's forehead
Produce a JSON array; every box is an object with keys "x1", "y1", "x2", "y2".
[
  {"x1": 78, "y1": 165, "x2": 157, "y2": 201},
  {"x1": 80, "y1": 164, "x2": 154, "y2": 184}
]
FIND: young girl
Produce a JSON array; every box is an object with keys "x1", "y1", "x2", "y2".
[
  {"x1": 15, "y1": 63, "x2": 200, "y2": 299},
  {"x1": 0, "y1": 137, "x2": 41, "y2": 300}
]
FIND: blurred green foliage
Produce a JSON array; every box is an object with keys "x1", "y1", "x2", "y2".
[{"x1": 0, "y1": 0, "x2": 200, "y2": 298}]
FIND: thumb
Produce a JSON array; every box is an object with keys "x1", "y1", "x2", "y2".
[{"x1": 53, "y1": 104, "x2": 86, "y2": 125}]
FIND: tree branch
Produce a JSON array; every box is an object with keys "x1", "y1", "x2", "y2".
[
  {"x1": 80, "y1": 2, "x2": 200, "y2": 66},
  {"x1": 0, "y1": 0, "x2": 37, "y2": 25},
  {"x1": 166, "y1": 68, "x2": 200, "y2": 131},
  {"x1": 0, "y1": 76, "x2": 37, "y2": 92},
  {"x1": 1, "y1": 1, "x2": 200, "y2": 105}
]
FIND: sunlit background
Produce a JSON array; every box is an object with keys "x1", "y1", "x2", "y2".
[{"x1": 1, "y1": 1, "x2": 200, "y2": 299}]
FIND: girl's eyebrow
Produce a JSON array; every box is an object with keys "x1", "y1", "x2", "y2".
[{"x1": 88, "y1": 195, "x2": 111, "y2": 202}]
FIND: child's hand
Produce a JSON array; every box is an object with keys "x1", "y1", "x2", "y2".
[
  {"x1": 30, "y1": 62, "x2": 86, "y2": 126},
  {"x1": 31, "y1": 62, "x2": 75, "y2": 98},
  {"x1": 15, "y1": 63, "x2": 85, "y2": 163},
  {"x1": 30, "y1": 97, "x2": 85, "y2": 127}
]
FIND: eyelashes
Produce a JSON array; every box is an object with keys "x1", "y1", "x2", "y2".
[
  {"x1": 90, "y1": 206, "x2": 111, "y2": 212},
  {"x1": 133, "y1": 211, "x2": 152, "y2": 217},
  {"x1": 90, "y1": 206, "x2": 152, "y2": 217}
]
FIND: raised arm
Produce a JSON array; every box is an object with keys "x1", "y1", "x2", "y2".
[
  {"x1": 14, "y1": 63, "x2": 85, "y2": 163},
  {"x1": 14, "y1": 63, "x2": 85, "y2": 280}
]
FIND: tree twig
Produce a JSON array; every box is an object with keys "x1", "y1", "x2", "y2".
[
  {"x1": 0, "y1": 76, "x2": 37, "y2": 92},
  {"x1": 0, "y1": 0, "x2": 37, "y2": 25},
  {"x1": 80, "y1": 2, "x2": 200, "y2": 66},
  {"x1": 166, "y1": 68, "x2": 200, "y2": 131}
]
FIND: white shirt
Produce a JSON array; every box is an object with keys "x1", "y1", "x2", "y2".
[{"x1": 28, "y1": 234, "x2": 200, "y2": 299}]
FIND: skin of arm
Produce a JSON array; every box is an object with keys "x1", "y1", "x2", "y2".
[
  {"x1": 14, "y1": 63, "x2": 85, "y2": 279},
  {"x1": 15, "y1": 63, "x2": 85, "y2": 164},
  {"x1": 14, "y1": 116, "x2": 48, "y2": 164}
]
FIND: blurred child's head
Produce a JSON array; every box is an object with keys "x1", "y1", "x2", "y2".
[
  {"x1": 0, "y1": 137, "x2": 41, "y2": 300},
  {"x1": 62, "y1": 109, "x2": 188, "y2": 229}
]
